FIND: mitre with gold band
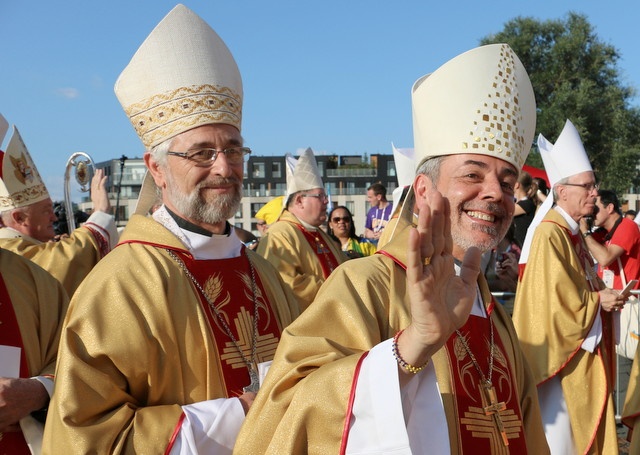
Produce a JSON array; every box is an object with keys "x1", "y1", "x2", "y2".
[
  {"x1": 0, "y1": 125, "x2": 50, "y2": 210},
  {"x1": 114, "y1": 3, "x2": 243, "y2": 149}
]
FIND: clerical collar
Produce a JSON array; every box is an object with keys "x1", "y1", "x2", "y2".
[
  {"x1": 164, "y1": 206, "x2": 231, "y2": 237},
  {"x1": 554, "y1": 205, "x2": 579, "y2": 234},
  {"x1": 152, "y1": 205, "x2": 241, "y2": 260},
  {"x1": 296, "y1": 216, "x2": 318, "y2": 231}
]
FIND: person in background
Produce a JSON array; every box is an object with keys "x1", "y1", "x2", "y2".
[
  {"x1": 257, "y1": 148, "x2": 343, "y2": 311},
  {"x1": 327, "y1": 205, "x2": 376, "y2": 259},
  {"x1": 363, "y1": 182, "x2": 393, "y2": 245},
  {"x1": 532, "y1": 176, "x2": 549, "y2": 207},
  {"x1": 43, "y1": 6, "x2": 299, "y2": 454},
  {"x1": 582, "y1": 189, "x2": 640, "y2": 291},
  {"x1": 512, "y1": 171, "x2": 537, "y2": 247},
  {"x1": 235, "y1": 43, "x2": 548, "y2": 454},
  {"x1": 513, "y1": 120, "x2": 625, "y2": 454},
  {"x1": 625, "y1": 209, "x2": 637, "y2": 221},
  {"x1": 0, "y1": 248, "x2": 68, "y2": 454},
  {"x1": 254, "y1": 195, "x2": 283, "y2": 237},
  {"x1": 0, "y1": 117, "x2": 117, "y2": 298}
]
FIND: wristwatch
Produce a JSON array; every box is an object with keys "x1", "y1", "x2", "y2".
[{"x1": 582, "y1": 231, "x2": 592, "y2": 238}]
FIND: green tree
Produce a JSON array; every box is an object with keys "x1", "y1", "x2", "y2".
[{"x1": 482, "y1": 13, "x2": 640, "y2": 196}]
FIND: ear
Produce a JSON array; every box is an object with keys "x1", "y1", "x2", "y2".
[
  {"x1": 413, "y1": 173, "x2": 435, "y2": 201},
  {"x1": 144, "y1": 152, "x2": 168, "y2": 189}
]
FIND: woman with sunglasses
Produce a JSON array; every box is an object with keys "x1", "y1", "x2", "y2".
[{"x1": 327, "y1": 206, "x2": 376, "y2": 259}]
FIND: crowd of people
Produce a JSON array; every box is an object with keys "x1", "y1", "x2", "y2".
[{"x1": 3, "y1": 4, "x2": 640, "y2": 455}]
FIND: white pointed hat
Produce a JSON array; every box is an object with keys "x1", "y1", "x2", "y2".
[
  {"x1": 0, "y1": 126, "x2": 50, "y2": 210},
  {"x1": 412, "y1": 43, "x2": 536, "y2": 171},
  {"x1": 391, "y1": 143, "x2": 414, "y2": 210},
  {"x1": 115, "y1": 4, "x2": 242, "y2": 149},
  {"x1": 285, "y1": 148, "x2": 324, "y2": 197},
  {"x1": 0, "y1": 113, "x2": 8, "y2": 144},
  {"x1": 519, "y1": 119, "x2": 593, "y2": 264}
]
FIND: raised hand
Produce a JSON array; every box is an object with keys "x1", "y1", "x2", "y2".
[{"x1": 397, "y1": 189, "x2": 481, "y2": 378}]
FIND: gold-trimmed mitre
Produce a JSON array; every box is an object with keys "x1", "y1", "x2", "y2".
[
  {"x1": 411, "y1": 43, "x2": 536, "y2": 171},
  {"x1": 114, "y1": 4, "x2": 243, "y2": 149},
  {"x1": 285, "y1": 148, "x2": 324, "y2": 197},
  {"x1": 0, "y1": 126, "x2": 50, "y2": 210}
]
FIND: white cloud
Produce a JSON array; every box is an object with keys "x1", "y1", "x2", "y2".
[{"x1": 56, "y1": 87, "x2": 80, "y2": 99}]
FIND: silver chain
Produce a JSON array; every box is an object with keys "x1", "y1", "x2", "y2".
[
  {"x1": 166, "y1": 249, "x2": 259, "y2": 373},
  {"x1": 455, "y1": 315, "x2": 495, "y2": 384}
]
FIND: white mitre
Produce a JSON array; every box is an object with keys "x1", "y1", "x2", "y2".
[
  {"x1": 115, "y1": 4, "x2": 242, "y2": 149},
  {"x1": 391, "y1": 143, "x2": 414, "y2": 210},
  {"x1": 412, "y1": 43, "x2": 536, "y2": 171},
  {"x1": 285, "y1": 148, "x2": 324, "y2": 199},
  {"x1": 519, "y1": 119, "x2": 593, "y2": 264},
  {"x1": 0, "y1": 124, "x2": 50, "y2": 210}
]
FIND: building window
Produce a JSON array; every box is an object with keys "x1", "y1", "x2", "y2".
[
  {"x1": 252, "y1": 162, "x2": 265, "y2": 178},
  {"x1": 272, "y1": 161, "x2": 282, "y2": 178},
  {"x1": 387, "y1": 161, "x2": 397, "y2": 177},
  {"x1": 252, "y1": 203, "x2": 264, "y2": 217},
  {"x1": 345, "y1": 201, "x2": 355, "y2": 214}
]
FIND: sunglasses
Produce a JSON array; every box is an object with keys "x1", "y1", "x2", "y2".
[{"x1": 332, "y1": 216, "x2": 351, "y2": 223}]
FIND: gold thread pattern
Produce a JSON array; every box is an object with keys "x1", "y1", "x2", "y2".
[{"x1": 124, "y1": 84, "x2": 242, "y2": 147}]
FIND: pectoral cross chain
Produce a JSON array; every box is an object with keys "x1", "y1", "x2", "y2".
[{"x1": 482, "y1": 381, "x2": 509, "y2": 446}]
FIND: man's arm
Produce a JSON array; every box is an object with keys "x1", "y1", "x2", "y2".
[
  {"x1": 580, "y1": 219, "x2": 624, "y2": 267},
  {"x1": 397, "y1": 189, "x2": 480, "y2": 385}
]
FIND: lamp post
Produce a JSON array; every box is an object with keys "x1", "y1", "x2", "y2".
[{"x1": 115, "y1": 155, "x2": 128, "y2": 224}]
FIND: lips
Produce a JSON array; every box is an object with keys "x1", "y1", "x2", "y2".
[{"x1": 466, "y1": 210, "x2": 496, "y2": 223}]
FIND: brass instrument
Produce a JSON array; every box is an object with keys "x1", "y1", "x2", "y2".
[{"x1": 64, "y1": 152, "x2": 96, "y2": 232}]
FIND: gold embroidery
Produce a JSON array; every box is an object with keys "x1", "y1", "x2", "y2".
[{"x1": 218, "y1": 306, "x2": 278, "y2": 369}]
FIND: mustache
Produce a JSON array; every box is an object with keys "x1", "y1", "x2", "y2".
[{"x1": 195, "y1": 177, "x2": 242, "y2": 189}]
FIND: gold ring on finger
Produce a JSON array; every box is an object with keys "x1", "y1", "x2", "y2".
[{"x1": 423, "y1": 257, "x2": 432, "y2": 266}]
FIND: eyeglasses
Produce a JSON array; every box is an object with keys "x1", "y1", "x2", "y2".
[
  {"x1": 167, "y1": 147, "x2": 251, "y2": 166},
  {"x1": 331, "y1": 216, "x2": 351, "y2": 223},
  {"x1": 563, "y1": 182, "x2": 599, "y2": 192},
  {"x1": 302, "y1": 192, "x2": 329, "y2": 202}
]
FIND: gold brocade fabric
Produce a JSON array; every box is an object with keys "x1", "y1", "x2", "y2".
[
  {"x1": 0, "y1": 248, "x2": 68, "y2": 378},
  {"x1": 0, "y1": 226, "x2": 105, "y2": 297},
  {"x1": 42, "y1": 214, "x2": 300, "y2": 455},
  {"x1": 622, "y1": 342, "x2": 640, "y2": 451},
  {"x1": 235, "y1": 212, "x2": 548, "y2": 454},
  {"x1": 257, "y1": 210, "x2": 344, "y2": 310},
  {"x1": 513, "y1": 209, "x2": 618, "y2": 454}
]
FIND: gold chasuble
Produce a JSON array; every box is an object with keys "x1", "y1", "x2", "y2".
[
  {"x1": 622, "y1": 347, "x2": 640, "y2": 453},
  {"x1": 235, "y1": 214, "x2": 547, "y2": 454},
  {"x1": 513, "y1": 209, "x2": 618, "y2": 454},
  {"x1": 43, "y1": 214, "x2": 299, "y2": 454},
  {"x1": 0, "y1": 249, "x2": 68, "y2": 455},
  {"x1": 257, "y1": 210, "x2": 344, "y2": 310},
  {"x1": 0, "y1": 225, "x2": 110, "y2": 297}
]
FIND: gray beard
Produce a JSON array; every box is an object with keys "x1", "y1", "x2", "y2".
[{"x1": 165, "y1": 172, "x2": 242, "y2": 225}]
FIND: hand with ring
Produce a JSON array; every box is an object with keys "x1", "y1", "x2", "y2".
[{"x1": 397, "y1": 188, "x2": 481, "y2": 378}]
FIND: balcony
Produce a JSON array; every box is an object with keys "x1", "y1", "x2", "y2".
[{"x1": 326, "y1": 168, "x2": 377, "y2": 178}]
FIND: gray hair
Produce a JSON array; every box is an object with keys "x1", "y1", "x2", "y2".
[
  {"x1": 552, "y1": 177, "x2": 570, "y2": 200},
  {"x1": 149, "y1": 137, "x2": 173, "y2": 167},
  {"x1": 415, "y1": 156, "x2": 446, "y2": 184}
]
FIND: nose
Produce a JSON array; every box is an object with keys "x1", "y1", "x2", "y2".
[
  {"x1": 209, "y1": 151, "x2": 234, "y2": 177},
  {"x1": 480, "y1": 174, "x2": 505, "y2": 201}
]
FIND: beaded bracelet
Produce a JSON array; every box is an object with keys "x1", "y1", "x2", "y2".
[{"x1": 392, "y1": 329, "x2": 429, "y2": 374}]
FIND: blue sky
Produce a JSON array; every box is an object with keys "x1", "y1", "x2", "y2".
[{"x1": 1, "y1": 0, "x2": 637, "y2": 201}]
